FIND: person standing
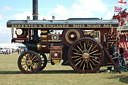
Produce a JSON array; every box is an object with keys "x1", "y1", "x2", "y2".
[
  {"x1": 124, "y1": 49, "x2": 128, "y2": 70},
  {"x1": 124, "y1": 48, "x2": 128, "y2": 62},
  {"x1": 17, "y1": 48, "x2": 19, "y2": 54},
  {"x1": 119, "y1": 46, "x2": 126, "y2": 66}
]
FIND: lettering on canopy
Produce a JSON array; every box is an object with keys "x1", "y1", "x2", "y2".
[{"x1": 10, "y1": 24, "x2": 116, "y2": 28}]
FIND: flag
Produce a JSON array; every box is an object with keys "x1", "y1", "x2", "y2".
[
  {"x1": 118, "y1": 0, "x2": 126, "y2": 6},
  {"x1": 114, "y1": 6, "x2": 122, "y2": 12}
]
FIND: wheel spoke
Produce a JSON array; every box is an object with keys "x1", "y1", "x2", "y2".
[
  {"x1": 91, "y1": 45, "x2": 97, "y2": 52},
  {"x1": 88, "y1": 44, "x2": 93, "y2": 52},
  {"x1": 75, "y1": 60, "x2": 82, "y2": 66},
  {"x1": 89, "y1": 59, "x2": 96, "y2": 66},
  {"x1": 90, "y1": 56, "x2": 100, "y2": 59},
  {"x1": 30, "y1": 66, "x2": 33, "y2": 71},
  {"x1": 79, "y1": 42, "x2": 83, "y2": 49},
  {"x1": 77, "y1": 46, "x2": 83, "y2": 52},
  {"x1": 89, "y1": 62, "x2": 93, "y2": 70},
  {"x1": 87, "y1": 40, "x2": 90, "y2": 49},
  {"x1": 21, "y1": 63, "x2": 26, "y2": 66},
  {"x1": 26, "y1": 66, "x2": 29, "y2": 71},
  {"x1": 84, "y1": 42, "x2": 86, "y2": 49},
  {"x1": 33, "y1": 58, "x2": 38, "y2": 62},
  {"x1": 79, "y1": 59, "x2": 84, "y2": 68},
  {"x1": 34, "y1": 62, "x2": 39, "y2": 65},
  {"x1": 25, "y1": 54, "x2": 29, "y2": 60},
  {"x1": 32, "y1": 56, "x2": 36, "y2": 61},
  {"x1": 74, "y1": 57, "x2": 83, "y2": 62},
  {"x1": 32, "y1": 64, "x2": 36, "y2": 69},
  {"x1": 23, "y1": 65, "x2": 27, "y2": 69},
  {"x1": 73, "y1": 53, "x2": 82, "y2": 56},
  {"x1": 73, "y1": 48, "x2": 81, "y2": 53},
  {"x1": 90, "y1": 56, "x2": 94, "y2": 58},
  {"x1": 21, "y1": 60, "x2": 26, "y2": 62},
  {"x1": 22, "y1": 58, "x2": 27, "y2": 61},
  {"x1": 92, "y1": 58, "x2": 99, "y2": 64},
  {"x1": 28, "y1": 53, "x2": 31, "y2": 59},
  {"x1": 72, "y1": 56, "x2": 81, "y2": 58},
  {"x1": 30, "y1": 65, "x2": 34, "y2": 71},
  {"x1": 28, "y1": 66, "x2": 31, "y2": 69},
  {"x1": 89, "y1": 50, "x2": 98, "y2": 55},
  {"x1": 92, "y1": 53, "x2": 101, "y2": 56},
  {"x1": 30, "y1": 53, "x2": 34, "y2": 59},
  {"x1": 84, "y1": 42, "x2": 88, "y2": 52},
  {"x1": 86, "y1": 62, "x2": 89, "y2": 69},
  {"x1": 83, "y1": 62, "x2": 85, "y2": 71},
  {"x1": 31, "y1": 64, "x2": 34, "y2": 69}
]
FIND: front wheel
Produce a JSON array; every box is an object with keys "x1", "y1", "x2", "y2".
[
  {"x1": 68, "y1": 37, "x2": 104, "y2": 73},
  {"x1": 18, "y1": 50, "x2": 41, "y2": 73}
]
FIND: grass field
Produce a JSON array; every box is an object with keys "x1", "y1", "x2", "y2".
[{"x1": 0, "y1": 53, "x2": 128, "y2": 85}]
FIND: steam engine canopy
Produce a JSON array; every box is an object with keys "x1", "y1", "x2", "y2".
[{"x1": 7, "y1": 18, "x2": 119, "y2": 29}]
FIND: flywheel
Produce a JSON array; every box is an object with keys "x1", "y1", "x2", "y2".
[{"x1": 62, "y1": 29, "x2": 84, "y2": 46}]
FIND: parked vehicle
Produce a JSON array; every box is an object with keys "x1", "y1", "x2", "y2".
[{"x1": 7, "y1": 0, "x2": 128, "y2": 73}]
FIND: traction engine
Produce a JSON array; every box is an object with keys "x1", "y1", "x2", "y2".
[{"x1": 6, "y1": 0, "x2": 128, "y2": 73}]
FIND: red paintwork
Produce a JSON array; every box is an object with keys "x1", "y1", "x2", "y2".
[
  {"x1": 113, "y1": 9, "x2": 128, "y2": 26},
  {"x1": 12, "y1": 38, "x2": 28, "y2": 42}
]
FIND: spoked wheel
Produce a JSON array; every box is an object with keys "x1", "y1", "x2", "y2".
[
  {"x1": 18, "y1": 50, "x2": 41, "y2": 73},
  {"x1": 39, "y1": 53, "x2": 47, "y2": 71},
  {"x1": 68, "y1": 37, "x2": 104, "y2": 73}
]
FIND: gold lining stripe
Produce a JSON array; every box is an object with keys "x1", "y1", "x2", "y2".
[
  {"x1": 41, "y1": 35, "x2": 47, "y2": 38},
  {"x1": 48, "y1": 40, "x2": 61, "y2": 42},
  {"x1": 41, "y1": 40, "x2": 47, "y2": 42},
  {"x1": 41, "y1": 31, "x2": 48, "y2": 33},
  {"x1": 32, "y1": 14, "x2": 39, "y2": 16}
]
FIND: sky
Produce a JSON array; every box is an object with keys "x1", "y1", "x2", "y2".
[{"x1": 0, "y1": 0, "x2": 128, "y2": 44}]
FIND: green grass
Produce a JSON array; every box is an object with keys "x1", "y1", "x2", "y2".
[{"x1": 0, "y1": 53, "x2": 128, "y2": 85}]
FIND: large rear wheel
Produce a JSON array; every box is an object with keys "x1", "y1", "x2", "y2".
[{"x1": 68, "y1": 37, "x2": 104, "y2": 73}]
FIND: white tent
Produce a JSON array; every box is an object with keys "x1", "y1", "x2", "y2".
[{"x1": 0, "y1": 43, "x2": 19, "y2": 49}]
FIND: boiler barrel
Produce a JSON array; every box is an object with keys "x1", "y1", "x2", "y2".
[
  {"x1": 23, "y1": 43, "x2": 38, "y2": 51},
  {"x1": 23, "y1": 42, "x2": 50, "y2": 53}
]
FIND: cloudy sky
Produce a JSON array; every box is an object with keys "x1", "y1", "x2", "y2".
[{"x1": 0, "y1": 0, "x2": 127, "y2": 44}]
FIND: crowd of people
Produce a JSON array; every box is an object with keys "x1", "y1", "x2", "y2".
[
  {"x1": 17, "y1": 48, "x2": 28, "y2": 55},
  {"x1": 0, "y1": 48, "x2": 15, "y2": 54},
  {"x1": 0, "y1": 47, "x2": 28, "y2": 55}
]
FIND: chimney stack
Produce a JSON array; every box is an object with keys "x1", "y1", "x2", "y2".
[
  {"x1": 32, "y1": 0, "x2": 38, "y2": 41},
  {"x1": 33, "y1": 0, "x2": 38, "y2": 20}
]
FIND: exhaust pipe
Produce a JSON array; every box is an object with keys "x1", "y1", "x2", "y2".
[{"x1": 32, "y1": 0, "x2": 38, "y2": 41}]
